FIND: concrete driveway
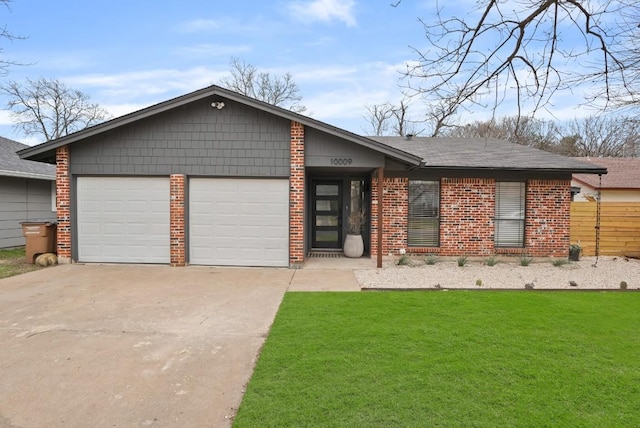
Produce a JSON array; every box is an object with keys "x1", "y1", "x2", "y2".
[{"x1": 0, "y1": 263, "x2": 360, "y2": 427}]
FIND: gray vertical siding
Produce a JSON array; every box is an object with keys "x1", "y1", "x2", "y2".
[
  {"x1": 0, "y1": 177, "x2": 55, "y2": 248},
  {"x1": 70, "y1": 98, "x2": 291, "y2": 177}
]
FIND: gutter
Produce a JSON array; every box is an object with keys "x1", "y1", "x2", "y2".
[{"x1": 0, "y1": 169, "x2": 55, "y2": 180}]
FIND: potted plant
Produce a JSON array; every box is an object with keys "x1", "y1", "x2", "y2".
[
  {"x1": 569, "y1": 243, "x2": 582, "y2": 261},
  {"x1": 344, "y1": 209, "x2": 366, "y2": 258}
]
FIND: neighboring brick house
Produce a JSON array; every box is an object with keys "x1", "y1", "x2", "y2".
[
  {"x1": 0, "y1": 137, "x2": 56, "y2": 248},
  {"x1": 19, "y1": 85, "x2": 605, "y2": 267}
]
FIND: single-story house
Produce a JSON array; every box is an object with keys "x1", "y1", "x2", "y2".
[
  {"x1": 0, "y1": 137, "x2": 56, "y2": 248},
  {"x1": 572, "y1": 157, "x2": 640, "y2": 202},
  {"x1": 19, "y1": 85, "x2": 606, "y2": 267}
]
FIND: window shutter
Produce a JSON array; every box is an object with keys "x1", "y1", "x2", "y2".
[
  {"x1": 495, "y1": 182, "x2": 525, "y2": 247},
  {"x1": 408, "y1": 181, "x2": 439, "y2": 246}
]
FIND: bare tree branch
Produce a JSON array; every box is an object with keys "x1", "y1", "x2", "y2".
[
  {"x1": 558, "y1": 116, "x2": 640, "y2": 157},
  {"x1": 219, "y1": 57, "x2": 307, "y2": 113},
  {"x1": 363, "y1": 99, "x2": 423, "y2": 136},
  {"x1": 1, "y1": 77, "x2": 111, "y2": 142},
  {"x1": 0, "y1": 0, "x2": 27, "y2": 76},
  {"x1": 404, "y1": 0, "x2": 640, "y2": 120}
]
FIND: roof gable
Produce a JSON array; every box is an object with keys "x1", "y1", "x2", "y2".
[
  {"x1": 0, "y1": 136, "x2": 55, "y2": 180},
  {"x1": 18, "y1": 85, "x2": 422, "y2": 166}
]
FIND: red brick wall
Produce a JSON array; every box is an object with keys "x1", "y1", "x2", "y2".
[
  {"x1": 371, "y1": 176, "x2": 571, "y2": 258},
  {"x1": 289, "y1": 121, "x2": 305, "y2": 266},
  {"x1": 370, "y1": 172, "x2": 380, "y2": 256},
  {"x1": 55, "y1": 146, "x2": 71, "y2": 263},
  {"x1": 525, "y1": 179, "x2": 571, "y2": 257},
  {"x1": 170, "y1": 174, "x2": 186, "y2": 266},
  {"x1": 439, "y1": 178, "x2": 495, "y2": 256},
  {"x1": 370, "y1": 176, "x2": 408, "y2": 256}
]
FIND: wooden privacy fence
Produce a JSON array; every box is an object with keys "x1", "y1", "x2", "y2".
[{"x1": 570, "y1": 202, "x2": 640, "y2": 257}]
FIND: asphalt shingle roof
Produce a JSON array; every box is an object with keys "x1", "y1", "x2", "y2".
[
  {"x1": 369, "y1": 137, "x2": 606, "y2": 173},
  {"x1": 573, "y1": 157, "x2": 640, "y2": 189},
  {"x1": 0, "y1": 137, "x2": 55, "y2": 180}
]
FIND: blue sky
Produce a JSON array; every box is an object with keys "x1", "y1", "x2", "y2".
[{"x1": 0, "y1": 0, "x2": 601, "y2": 145}]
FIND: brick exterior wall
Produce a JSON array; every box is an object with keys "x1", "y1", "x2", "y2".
[
  {"x1": 289, "y1": 121, "x2": 305, "y2": 267},
  {"x1": 170, "y1": 174, "x2": 186, "y2": 266},
  {"x1": 525, "y1": 179, "x2": 571, "y2": 257},
  {"x1": 440, "y1": 178, "x2": 495, "y2": 256},
  {"x1": 371, "y1": 176, "x2": 571, "y2": 258},
  {"x1": 55, "y1": 146, "x2": 71, "y2": 263}
]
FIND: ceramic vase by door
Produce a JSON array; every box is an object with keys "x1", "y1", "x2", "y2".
[{"x1": 344, "y1": 234, "x2": 364, "y2": 258}]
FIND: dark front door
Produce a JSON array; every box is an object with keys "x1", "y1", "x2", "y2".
[{"x1": 312, "y1": 180, "x2": 342, "y2": 249}]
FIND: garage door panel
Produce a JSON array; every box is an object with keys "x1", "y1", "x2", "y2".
[
  {"x1": 189, "y1": 178, "x2": 289, "y2": 267},
  {"x1": 77, "y1": 177, "x2": 170, "y2": 264}
]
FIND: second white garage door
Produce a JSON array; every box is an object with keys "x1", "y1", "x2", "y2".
[{"x1": 189, "y1": 178, "x2": 289, "y2": 267}]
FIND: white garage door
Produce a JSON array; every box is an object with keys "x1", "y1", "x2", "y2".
[
  {"x1": 77, "y1": 177, "x2": 170, "y2": 263},
  {"x1": 189, "y1": 178, "x2": 289, "y2": 267}
]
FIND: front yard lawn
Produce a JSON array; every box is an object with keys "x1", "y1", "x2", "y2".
[{"x1": 234, "y1": 291, "x2": 640, "y2": 427}]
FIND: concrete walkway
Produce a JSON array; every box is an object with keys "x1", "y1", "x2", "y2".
[{"x1": 0, "y1": 262, "x2": 362, "y2": 427}]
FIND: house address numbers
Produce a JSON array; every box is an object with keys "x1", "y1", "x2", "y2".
[{"x1": 330, "y1": 158, "x2": 353, "y2": 166}]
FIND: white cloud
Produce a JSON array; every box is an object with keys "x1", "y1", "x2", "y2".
[
  {"x1": 174, "y1": 43, "x2": 252, "y2": 59},
  {"x1": 102, "y1": 103, "x2": 155, "y2": 119},
  {"x1": 0, "y1": 109, "x2": 13, "y2": 126},
  {"x1": 175, "y1": 18, "x2": 229, "y2": 33},
  {"x1": 174, "y1": 16, "x2": 275, "y2": 36},
  {"x1": 65, "y1": 67, "x2": 228, "y2": 102},
  {"x1": 288, "y1": 0, "x2": 357, "y2": 27}
]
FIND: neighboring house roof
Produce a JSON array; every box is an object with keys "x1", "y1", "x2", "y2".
[
  {"x1": 0, "y1": 136, "x2": 55, "y2": 180},
  {"x1": 572, "y1": 157, "x2": 640, "y2": 189},
  {"x1": 370, "y1": 137, "x2": 606, "y2": 174},
  {"x1": 18, "y1": 85, "x2": 422, "y2": 166}
]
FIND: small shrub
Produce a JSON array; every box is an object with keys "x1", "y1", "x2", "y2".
[
  {"x1": 484, "y1": 256, "x2": 498, "y2": 266},
  {"x1": 425, "y1": 255, "x2": 438, "y2": 265},
  {"x1": 457, "y1": 256, "x2": 468, "y2": 267},
  {"x1": 620, "y1": 281, "x2": 628, "y2": 290},
  {"x1": 475, "y1": 279, "x2": 483, "y2": 287},
  {"x1": 519, "y1": 254, "x2": 533, "y2": 266},
  {"x1": 397, "y1": 254, "x2": 411, "y2": 266},
  {"x1": 552, "y1": 258, "x2": 568, "y2": 267}
]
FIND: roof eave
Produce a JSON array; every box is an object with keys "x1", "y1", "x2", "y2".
[
  {"x1": 422, "y1": 166, "x2": 608, "y2": 175},
  {"x1": 0, "y1": 169, "x2": 55, "y2": 180}
]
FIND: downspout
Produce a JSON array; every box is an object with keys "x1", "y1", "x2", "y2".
[
  {"x1": 377, "y1": 167, "x2": 384, "y2": 268},
  {"x1": 592, "y1": 174, "x2": 602, "y2": 268}
]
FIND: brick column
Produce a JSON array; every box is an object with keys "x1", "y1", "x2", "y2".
[
  {"x1": 370, "y1": 172, "x2": 379, "y2": 257},
  {"x1": 55, "y1": 146, "x2": 71, "y2": 263},
  {"x1": 289, "y1": 121, "x2": 305, "y2": 267},
  {"x1": 170, "y1": 174, "x2": 186, "y2": 267}
]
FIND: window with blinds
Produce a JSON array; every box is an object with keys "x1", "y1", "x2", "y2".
[
  {"x1": 408, "y1": 180, "x2": 439, "y2": 246},
  {"x1": 495, "y1": 182, "x2": 526, "y2": 247}
]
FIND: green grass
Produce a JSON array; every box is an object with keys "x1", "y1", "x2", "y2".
[
  {"x1": 0, "y1": 247, "x2": 42, "y2": 279},
  {"x1": 234, "y1": 292, "x2": 640, "y2": 427}
]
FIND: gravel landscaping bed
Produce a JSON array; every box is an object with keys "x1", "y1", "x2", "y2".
[{"x1": 355, "y1": 256, "x2": 640, "y2": 290}]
